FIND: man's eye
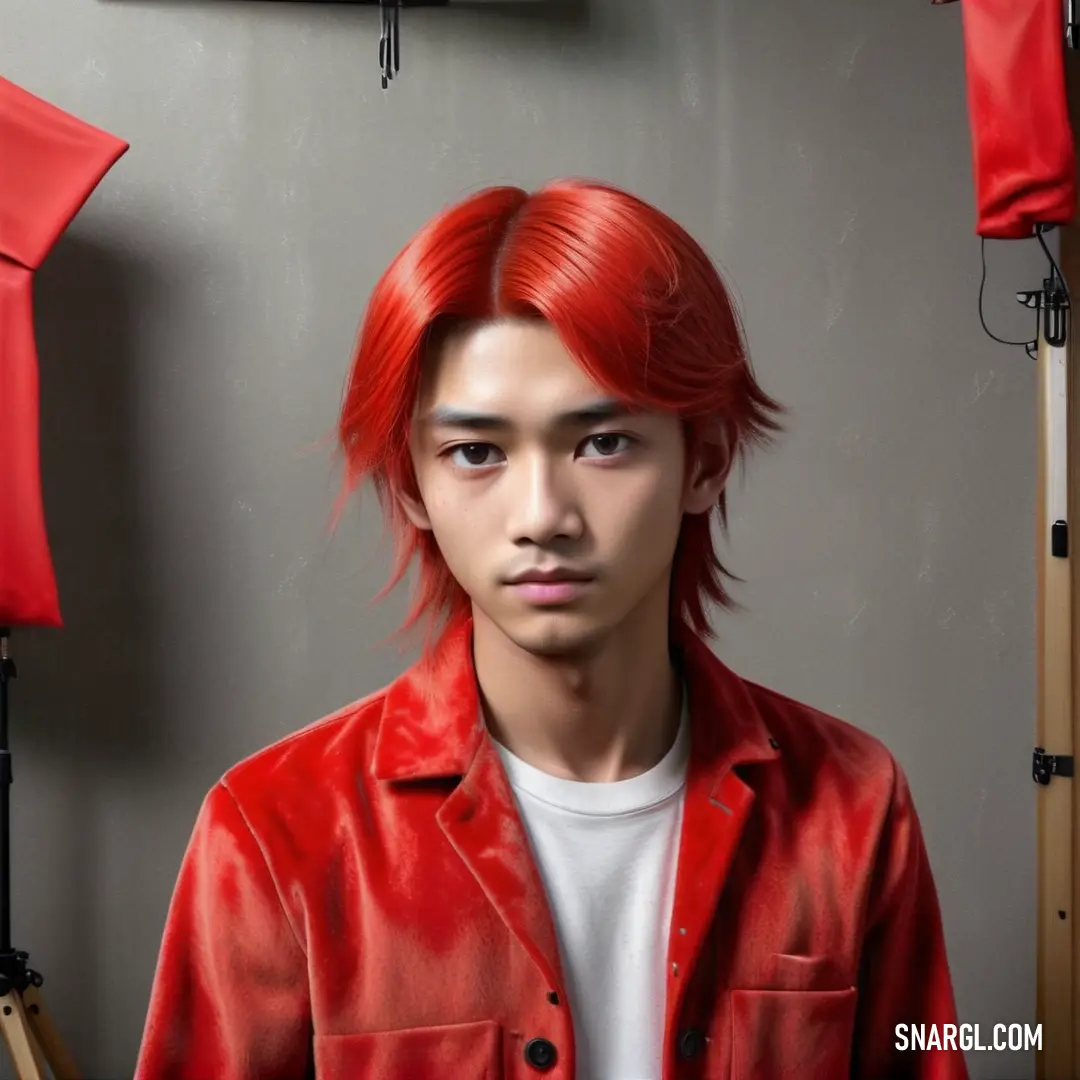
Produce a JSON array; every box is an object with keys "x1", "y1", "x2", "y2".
[
  {"x1": 448, "y1": 443, "x2": 501, "y2": 468},
  {"x1": 581, "y1": 433, "x2": 632, "y2": 457}
]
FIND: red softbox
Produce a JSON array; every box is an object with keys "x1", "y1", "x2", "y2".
[
  {"x1": 0, "y1": 78, "x2": 128, "y2": 628},
  {"x1": 934, "y1": 0, "x2": 1076, "y2": 237}
]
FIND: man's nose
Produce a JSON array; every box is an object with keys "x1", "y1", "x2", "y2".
[{"x1": 507, "y1": 454, "x2": 584, "y2": 545}]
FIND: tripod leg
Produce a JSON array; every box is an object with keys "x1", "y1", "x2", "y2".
[
  {"x1": 24, "y1": 985, "x2": 80, "y2": 1080},
  {"x1": 0, "y1": 988, "x2": 47, "y2": 1080}
]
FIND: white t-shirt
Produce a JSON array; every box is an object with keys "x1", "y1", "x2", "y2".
[{"x1": 493, "y1": 698, "x2": 690, "y2": 1080}]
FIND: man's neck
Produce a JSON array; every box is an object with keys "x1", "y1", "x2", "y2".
[{"x1": 471, "y1": 595, "x2": 683, "y2": 784}]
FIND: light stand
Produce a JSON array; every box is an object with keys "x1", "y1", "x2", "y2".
[{"x1": 0, "y1": 629, "x2": 79, "y2": 1079}]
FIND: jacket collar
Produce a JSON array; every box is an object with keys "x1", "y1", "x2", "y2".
[{"x1": 371, "y1": 614, "x2": 781, "y2": 783}]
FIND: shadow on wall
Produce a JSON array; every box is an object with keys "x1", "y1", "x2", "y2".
[
  {"x1": 20, "y1": 231, "x2": 182, "y2": 773},
  {"x1": 15, "y1": 223, "x2": 256, "y2": 1068},
  {"x1": 3, "y1": 231, "x2": 164, "y2": 1071}
]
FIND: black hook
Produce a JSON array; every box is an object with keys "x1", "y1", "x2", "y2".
[{"x1": 379, "y1": 0, "x2": 401, "y2": 89}]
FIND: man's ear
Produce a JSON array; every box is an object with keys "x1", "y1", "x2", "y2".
[
  {"x1": 394, "y1": 485, "x2": 434, "y2": 531},
  {"x1": 682, "y1": 423, "x2": 735, "y2": 516}
]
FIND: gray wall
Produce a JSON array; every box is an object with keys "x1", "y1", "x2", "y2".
[{"x1": 2, "y1": 1, "x2": 1048, "y2": 1076}]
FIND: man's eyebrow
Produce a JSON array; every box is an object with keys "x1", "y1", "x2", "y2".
[{"x1": 420, "y1": 398, "x2": 636, "y2": 430}]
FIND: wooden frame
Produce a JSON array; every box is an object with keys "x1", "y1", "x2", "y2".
[
  {"x1": 1039, "y1": 51, "x2": 1080, "y2": 1079},
  {"x1": 1035, "y1": 260, "x2": 1076, "y2": 1080}
]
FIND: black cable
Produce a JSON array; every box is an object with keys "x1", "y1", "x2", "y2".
[
  {"x1": 1035, "y1": 224, "x2": 1067, "y2": 292},
  {"x1": 978, "y1": 227, "x2": 1070, "y2": 358},
  {"x1": 978, "y1": 236, "x2": 1032, "y2": 348}
]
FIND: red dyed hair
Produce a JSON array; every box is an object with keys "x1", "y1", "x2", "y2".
[{"x1": 331, "y1": 178, "x2": 785, "y2": 653}]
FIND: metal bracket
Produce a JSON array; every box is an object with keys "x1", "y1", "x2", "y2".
[
  {"x1": 1017, "y1": 277, "x2": 1070, "y2": 351},
  {"x1": 1034, "y1": 747, "x2": 1075, "y2": 785}
]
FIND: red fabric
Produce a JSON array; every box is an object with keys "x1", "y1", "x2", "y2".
[
  {"x1": 0, "y1": 77, "x2": 128, "y2": 627},
  {"x1": 135, "y1": 617, "x2": 969, "y2": 1080},
  {"x1": 934, "y1": 0, "x2": 1076, "y2": 238}
]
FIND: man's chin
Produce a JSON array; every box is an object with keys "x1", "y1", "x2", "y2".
[{"x1": 500, "y1": 611, "x2": 611, "y2": 661}]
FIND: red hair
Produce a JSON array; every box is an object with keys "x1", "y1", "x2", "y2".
[{"x1": 330, "y1": 178, "x2": 785, "y2": 654}]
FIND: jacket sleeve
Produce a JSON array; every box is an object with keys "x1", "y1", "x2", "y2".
[
  {"x1": 851, "y1": 760, "x2": 970, "y2": 1080},
  {"x1": 134, "y1": 781, "x2": 312, "y2": 1080}
]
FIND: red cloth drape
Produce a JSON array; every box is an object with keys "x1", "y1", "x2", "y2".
[
  {"x1": 933, "y1": 0, "x2": 1076, "y2": 238},
  {"x1": 0, "y1": 77, "x2": 128, "y2": 627}
]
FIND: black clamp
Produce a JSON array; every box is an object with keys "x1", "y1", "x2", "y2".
[
  {"x1": 0, "y1": 950, "x2": 43, "y2": 997},
  {"x1": 1069, "y1": 0, "x2": 1080, "y2": 48},
  {"x1": 1016, "y1": 276, "x2": 1069, "y2": 351},
  {"x1": 1033, "y1": 747, "x2": 1074, "y2": 786}
]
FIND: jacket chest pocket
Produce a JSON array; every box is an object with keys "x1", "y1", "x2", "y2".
[
  {"x1": 730, "y1": 987, "x2": 858, "y2": 1079},
  {"x1": 314, "y1": 1019, "x2": 502, "y2": 1080}
]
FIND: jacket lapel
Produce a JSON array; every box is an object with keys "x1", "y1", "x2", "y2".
[
  {"x1": 372, "y1": 616, "x2": 568, "y2": 996},
  {"x1": 662, "y1": 624, "x2": 781, "y2": 1040},
  {"x1": 437, "y1": 740, "x2": 568, "y2": 994}
]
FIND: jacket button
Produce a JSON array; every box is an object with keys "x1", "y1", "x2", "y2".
[
  {"x1": 524, "y1": 1037, "x2": 557, "y2": 1071},
  {"x1": 677, "y1": 1027, "x2": 706, "y2": 1060}
]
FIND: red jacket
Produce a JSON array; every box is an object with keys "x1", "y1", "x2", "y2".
[{"x1": 135, "y1": 616, "x2": 969, "y2": 1079}]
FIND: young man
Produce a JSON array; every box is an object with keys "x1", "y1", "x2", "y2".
[{"x1": 135, "y1": 179, "x2": 969, "y2": 1080}]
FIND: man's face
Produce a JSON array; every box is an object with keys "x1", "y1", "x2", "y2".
[{"x1": 401, "y1": 319, "x2": 723, "y2": 658}]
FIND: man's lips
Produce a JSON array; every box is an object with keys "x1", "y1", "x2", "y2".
[
  {"x1": 503, "y1": 566, "x2": 595, "y2": 604},
  {"x1": 504, "y1": 567, "x2": 594, "y2": 585},
  {"x1": 507, "y1": 579, "x2": 593, "y2": 605}
]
